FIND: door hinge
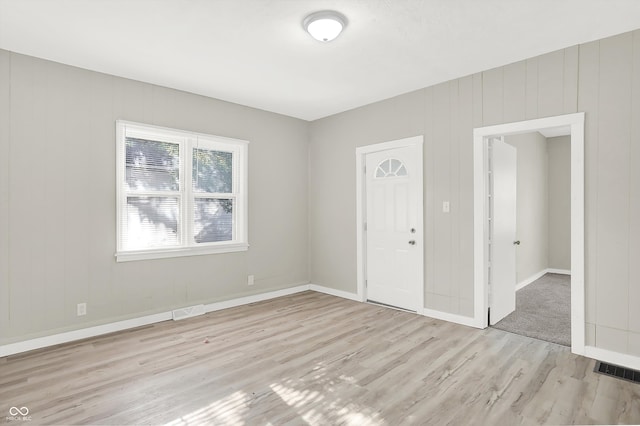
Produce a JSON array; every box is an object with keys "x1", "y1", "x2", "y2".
[
  {"x1": 364, "y1": 165, "x2": 367, "y2": 174},
  {"x1": 487, "y1": 307, "x2": 491, "y2": 324},
  {"x1": 364, "y1": 222, "x2": 367, "y2": 231},
  {"x1": 365, "y1": 279, "x2": 368, "y2": 287}
]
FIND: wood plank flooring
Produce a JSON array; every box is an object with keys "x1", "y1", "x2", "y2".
[{"x1": 1, "y1": 291, "x2": 639, "y2": 425}]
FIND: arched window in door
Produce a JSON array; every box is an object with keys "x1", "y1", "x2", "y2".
[{"x1": 375, "y1": 158, "x2": 407, "y2": 178}]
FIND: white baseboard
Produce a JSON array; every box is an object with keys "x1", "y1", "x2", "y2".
[
  {"x1": 309, "y1": 285, "x2": 481, "y2": 329},
  {"x1": 309, "y1": 284, "x2": 482, "y2": 328},
  {"x1": 516, "y1": 269, "x2": 548, "y2": 291},
  {"x1": 308, "y1": 284, "x2": 362, "y2": 302},
  {"x1": 309, "y1": 284, "x2": 481, "y2": 329},
  {"x1": 7, "y1": 278, "x2": 601, "y2": 360},
  {"x1": 0, "y1": 311, "x2": 172, "y2": 358},
  {"x1": 584, "y1": 345, "x2": 640, "y2": 371},
  {"x1": 516, "y1": 268, "x2": 571, "y2": 291},
  {"x1": 0, "y1": 283, "x2": 311, "y2": 358},
  {"x1": 547, "y1": 268, "x2": 571, "y2": 275},
  {"x1": 420, "y1": 308, "x2": 480, "y2": 328},
  {"x1": 204, "y1": 284, "x2": 310, "y2": 313}
]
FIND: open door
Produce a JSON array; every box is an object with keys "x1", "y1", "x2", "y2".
[{"x1": 489, "y1": 137, "x2": 517, "y2": 325}]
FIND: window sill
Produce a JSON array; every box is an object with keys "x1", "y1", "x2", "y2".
[{"x1": 115, "y1": 243, "x2": 249, "y2": 262}]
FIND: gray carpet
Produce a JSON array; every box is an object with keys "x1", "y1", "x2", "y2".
[{"x1": 493, "y1": 273, "x2": 571, "y2": 346}]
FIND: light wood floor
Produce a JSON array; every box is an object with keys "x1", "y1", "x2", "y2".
[{"x1": 1, "y1": 291, "x2": 639, "y2": 425}]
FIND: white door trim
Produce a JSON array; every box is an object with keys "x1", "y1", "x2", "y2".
[
  {"x1": 473, "y1": 112, "x2": 585, "y2": 356},
  {"x1": 356, "y1": 136, "x2": 424, "y2": 309}
]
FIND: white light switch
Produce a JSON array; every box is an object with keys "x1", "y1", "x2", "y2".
[
  {"x1": 77, "y1": 303, "x2": 87, "y2": 316},
  {"x1": 443, "y1": 201, "x2": 450, "y2": 213}
]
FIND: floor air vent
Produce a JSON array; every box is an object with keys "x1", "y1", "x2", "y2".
[
  {"x1": 594, "y1": 361, "x2": 640, "y2": 384},
  {"x1": 172, "y1": 304, "x2": 205, "y2": 321}
]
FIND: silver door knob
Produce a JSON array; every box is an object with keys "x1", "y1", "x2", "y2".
[
  {"x1": 513, "y1": 240, "x2": 521, "y2": 245},
  {"x1": 408, "y1": 240, "x2": 416, "y2": 245}
]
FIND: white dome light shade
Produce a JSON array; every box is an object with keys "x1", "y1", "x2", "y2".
[
  {"x1": 303, "y1": 11, "x2": 347, "y2": 42},
  {"x1": 307, "y1": 18, "x2": 343, "y2": 42}
]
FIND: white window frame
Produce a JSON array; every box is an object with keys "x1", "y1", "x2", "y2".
[{"x1": 115, "y1": 120, "x2": 249, "y2": 262}]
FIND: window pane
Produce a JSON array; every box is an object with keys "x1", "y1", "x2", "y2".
[
  {"x1": 194, "y1": 198, "x2": 233, "y2": 243},
  {"x1": 123, "y1": 197, "x2": 179, "y2": 250},
  {"x1": 390, "y1": 159, "x2": 401, "y2": 173},
  {"x1": 192, "y1": 149, "x2": 232, "y2": 193},
  {"x1": 126, "y1": 137, "x2": 180, "y2": 191},
  {"x1": 375, "y1": 158, "x2": 407, "y2": 178}
]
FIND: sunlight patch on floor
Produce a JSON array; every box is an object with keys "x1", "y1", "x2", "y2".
[
  {"x1": 165, "y1": 390, "x2": 249, "y2": 425},
  {"x1": 270, "y1": 380, "x2": 383, "y2": 425}
]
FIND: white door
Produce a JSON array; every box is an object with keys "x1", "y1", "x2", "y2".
[
  {"x1": 489, "y1": 137, "x2": 517, "y2": 325},
  {"x1": 365, "y1": 145, "x2": 421, "y2": 311}
]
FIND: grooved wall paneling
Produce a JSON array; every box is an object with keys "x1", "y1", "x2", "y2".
[
  {"x1": 3, "y1": 27, "x2": 640, "y2": 360},
  {"x1": 503, "y1": 61, "x2": 527, "y2": 123},
  {"x1": 432, "y1": 82, "x2": 453, "y2": 301},
  {"x1": 630, "y1": 30, "x2": 640, "y2": 334},
  {"x1": 578, "y1": 39, "x2": 600, "y2": 326},
  {"x1": 537, "y1": 49, "x2": 565, "y2": 118},
  {"x1": 457, "y1": 75, "x2": 475, "y2": 312},
  {"x1": 595, "y1": 33, "x2": 632, "y2": 334},
  {"x1": 563, "y1": 46, "x2": 580, "y2": 114},
  {"x1": 525, "y1": 58, "x2": 539, "y2": 119},
  {"x1": 482, "y1": 67, "x2": 503, "y2": 126},
  {"x1": 309, "y1": 29, "x2": 640, "y2": 359},
  {"x1": 0, "y1": 51, "x2": 309, "y2": 344},
  {"x1": 0, "y1": 50, "x2": 10, "y2": 338},
  {"x1": 423, "y1": 87, "x2": 436, "y2": 301}
]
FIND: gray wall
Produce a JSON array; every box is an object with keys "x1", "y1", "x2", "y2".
[
  {"x1": 309, "y1": 90, "x2": 426, "y2": 300},
  {"x1": 505, "y1": 132, "x2": 549, "y2": 283},
  {"x1": 309, "y1": 30, "x2": 640, "y2": 357},
  {"x1": 2, "y1": 29, "x2": 639, "y2": 359},
  {"x1": 0, "y1": 50, "x2": 309, "y2": 345},
  {"x1": 548, "y1": 136, "x2": 571, "y2": 271}
]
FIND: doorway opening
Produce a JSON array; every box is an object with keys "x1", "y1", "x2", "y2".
[
  {"x1": 472, "y1": 113, "x2": 585, "y2": 356},
  {"x1": 490, "y1": 131, "x2": 572, "y2": 346},
  {"x1": 355, "y1": 136, "x2": 424, "y2": 312}
]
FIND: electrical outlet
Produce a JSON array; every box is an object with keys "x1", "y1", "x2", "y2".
[
  {"x1": 442, "y1": 201, "x2": 450, "y2": 213},
  {"x1": 248, "y1": 275, "x2": 255, "y2": 286},
  {"x1": 77, "y1": 303, "x2": 87, "y2": 316}
]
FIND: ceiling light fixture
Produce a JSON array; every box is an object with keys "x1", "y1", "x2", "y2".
[{"x1": 303, "y1": 11, "x2": 347, "y2": 42}]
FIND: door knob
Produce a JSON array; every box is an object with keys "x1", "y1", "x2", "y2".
[
  {"x1": 513, "y1": 240, "x2": 521, "y2": 245},
  {"x1": 408, "y1": 240, "x2": 416, "y2": 245}
]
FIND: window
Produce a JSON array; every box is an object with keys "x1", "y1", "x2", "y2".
[
  {"x1": 375, "y1": 158, "x2": 407, "y2": 178},
  {"x1": 116, "y1": 121, "x2": 248, "y2": 262}
]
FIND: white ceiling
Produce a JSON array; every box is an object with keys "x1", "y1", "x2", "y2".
[{"x1": 1, "y1": 1, "x2": 640, "y2": 121}]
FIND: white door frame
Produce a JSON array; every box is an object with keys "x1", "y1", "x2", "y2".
[
  {"x1": 473, "y1": 112, "x2": 585, "y2": 356},
  {"x1": 356, "y1": 136, "x2": 424, "y2": 309}
]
